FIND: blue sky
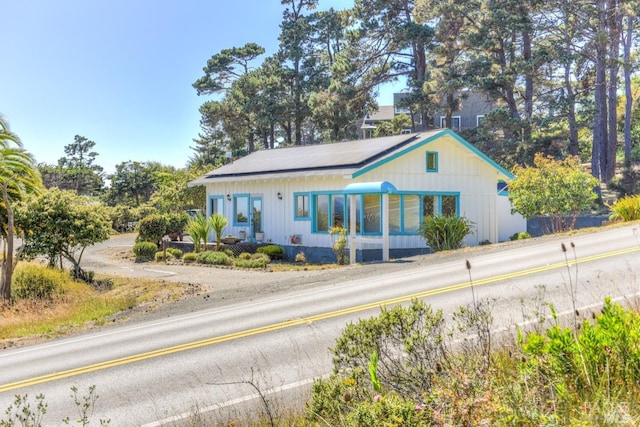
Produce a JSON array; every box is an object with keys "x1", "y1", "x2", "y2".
[{"x1": 2, "y1": 0, "x2": 401, "y2": 174}]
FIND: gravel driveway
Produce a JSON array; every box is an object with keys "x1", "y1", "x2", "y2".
[
  {"x1": 81, "y1": 234, "x2": 427, "y2": 321},
  {"x1": 81, "y1": 232, "x2": 555, "y2": 323}
]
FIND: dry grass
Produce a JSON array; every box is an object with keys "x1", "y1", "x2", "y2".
[{"x1": 0, "y1": 263, "x2": 202, "y2": 348}]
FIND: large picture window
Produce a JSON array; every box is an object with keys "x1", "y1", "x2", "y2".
[
  {"x1": 442, "y1": 195, "x2": 457, "y2": 216},
  {"x1": 333, "y1": 195, "x2": 345, "y2": 229},
  {"x1": 389, "y1": 195, "x2": 401, "y2": 233},
  {"x1": 423, "y1": 195, "x2": 435, "y2": 217},
  {"x1": 310, "y1": 192, "x2": 459, "y2": 235},
  {"x1": 314, "y1": 194, "x2": 329, "y2": 232},
  {"x1": 403, "y1": 195, "x2": 420, "y2": 232},
  {"x1": 363, "y1": 194, "x2": 381, "y2": 233}
]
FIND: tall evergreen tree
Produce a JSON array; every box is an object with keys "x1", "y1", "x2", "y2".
[
  {"x1": 352, "y1": 0, "x2": 435, "y2": 126},
  {"x1": 57, "y1": 135, "x2": 104, "y2": 195},
  {"x1": 279, "y1": 0, "x2": 319, "y2": 145}
]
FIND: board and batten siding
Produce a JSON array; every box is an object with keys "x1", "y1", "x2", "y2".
[
  {"x1": 201, "y1": 132, "x2": 525, "y2": 253},
  {"x1": 351, "y1": 134, "x2": 505, "y2": 245}
]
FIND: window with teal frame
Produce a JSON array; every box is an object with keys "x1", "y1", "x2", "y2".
[
  {"x1": 313, "y1": 194, "x2": 330, "y2": 232},
  {"x1": 294, "y1": 193, "x2": 310, "y2": 220},
  {"x1": 426, "y1": 151, "x2": 438, "y2": 172},
  {"x1": 312, "y1": 193, "x2": 346, "y2": 232},
  {"x1": 233, "y1": 194, "x2": 249, "y2": 226},
  {"x1": 311, "y1": 192, "x2": 458, "y2": 235},
  {"x1": 209, "y1": 195, "x2": 223, "y2": 216}
]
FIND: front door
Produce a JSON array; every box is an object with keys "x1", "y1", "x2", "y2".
[{"x1": 250, "y1": 197, "x2": 262, "y2": 240}]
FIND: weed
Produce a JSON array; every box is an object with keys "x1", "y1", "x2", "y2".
[
  {"x1": 329, "y1": 227, "x2": 348, "y2": 265},
  {"x1": 1, "y1": 386, "x2": 109, "y2": 426}
]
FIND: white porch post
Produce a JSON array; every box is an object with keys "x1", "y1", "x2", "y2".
[
  {"x1": 382, "y1": 193, "x2": 389, "y2": 262},
  {"x1": 349, "y1": 194, "x2": 357, "y2": 265}
]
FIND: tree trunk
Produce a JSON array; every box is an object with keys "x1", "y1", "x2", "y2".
[
  {"x1": 1, "y1": 182, "x2": 15, "y2": 300},
  {"x1": 623, "y1": 13, "x2": 633, "y2": 164},
  {"x1": 560, "y1": 0, "x2": 579, "y2": 156},
  {"x1": 604, "y1": 0, "x2": 621, "y2": 182},
  {"x1": 592, "y1": 0, "x2": 608, "y2": 181},
  {"x1": 269, "y1": 123, "x2": 275, "y2": 149}
]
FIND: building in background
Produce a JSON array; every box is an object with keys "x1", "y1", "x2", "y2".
[{"x1": 360, "y1": 90, "x2": 496, "y2": 138}]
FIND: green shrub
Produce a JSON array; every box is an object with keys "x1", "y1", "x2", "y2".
[
  {"x1": 309, "y1": 300, "x2": 448, "y2": 424},
  {"x1": 510, "y1": 298, "x2": 640, "y2": 424},
  {"x1": 167, "y1": 247, "x2": 183, "y2": 259},
  {"x1": 223, "y1": 248, "x2": 233, "y2": 257},
  {"x1": 183, "y1": 252, "x2": 197, "y2": 263},
  {"x1": 155, "y1": 251, "x2": 173, "y2": 262},
  {"x1": 419, "y1": 215, "x2": 474, "y2": 252},
  {"x1": 510, "y1": 231, "x2": 531, "y2": 240},
  {"x1": 133, "y1": 241, "x2": 158, "y2": 261},
  {"x1": 165, "y1": 212, "x2": 189, "y2": 234},
  {"x1": 607, "y1": 165, "x2": 639, "y2": 198},
  {"x1": 234, "y1": 253, "x2": 270, "y2": 269},
  {"x1": 256, "y1": 244, "x2": 285, "y2": 260},
  {"x1": 295, "y1": 251, "x2": 307, "y2": 263},
  {"x1": 13, "y1": 264, "x2": 67, "y2": 300},
  {"x1": 136, "y1": 214, "x2": 168, "y2": 244},
  {"x1": 238, "y1": 252, "x2": 252, "y2": 260},
  {"x1": 609, "y1": 194, "x2": 640, "y2": 222},
  {"x1": 196, "y1": 250, "x2": 233, "y2": 266},
  {"x1": 330, "y1": 226, "x2": 348, "y2": 265}
]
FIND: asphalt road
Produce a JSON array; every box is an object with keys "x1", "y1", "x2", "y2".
[{"x1": 1, "y1": 224, "x2": 639, "y2": 426}]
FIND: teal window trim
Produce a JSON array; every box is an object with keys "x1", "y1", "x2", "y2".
[
  {"x1": 311, "y1": 193, "x2": 330, "y2": 234},
  {"x1": 232, "y1": 193, "x2": 250, "y2": 226},
  {"x1": 311, "y1": 191, "x2": 460, "y2": 236},
  {"x1": 294, "y1": 192, "x2": 310, "y2": 221},
  {"x1": 419, "y1": 193, "x2": 461, "y2": 229},
  {"x1": 426, "y1": 151, "x2": 438, "y2": 172},
  {"x1": 208, "y1": 195, "x2": 224, "y2": 217},
  {"x1": 311, "y1": 191, "x2": 346, "y2": 233},
  {"x1": 250, "y1": 196, "x2": 263, "y2": 236}
]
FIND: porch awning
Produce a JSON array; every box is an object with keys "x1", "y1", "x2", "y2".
[{"x1": 343, "y1": 181, "x2": 397, "y2": 195}]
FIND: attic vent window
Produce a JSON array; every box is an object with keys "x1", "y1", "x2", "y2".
[{"x1": 426, "y1": 152, "x2": 438, "y2": 172}]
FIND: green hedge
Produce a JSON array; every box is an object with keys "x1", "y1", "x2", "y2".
[
  {"x1": 256, "y1": 245, "x2": 284, "y2": 260},
  {"x1": 196, "y1": 250, "x2": 233, "y2": 266},
  {"x1": 133, "y1": 241, "x2": 158, "y2": 261},
  {"x1": 234, "y1": 253, "x2": 270, "y2": 269}
]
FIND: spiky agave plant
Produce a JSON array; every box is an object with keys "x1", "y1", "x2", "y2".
[
  {"x1": 209, "y1": 212, "x2": 228, "y2": 251},
  {"x1": 184, "y1": 213, "x2": 211, "y2": 253}
]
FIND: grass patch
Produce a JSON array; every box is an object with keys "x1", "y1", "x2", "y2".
[{"x1": 0, "y1": 262, "x2": 197, "y2": 345}]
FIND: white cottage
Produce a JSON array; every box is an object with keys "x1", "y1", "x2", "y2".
[{"x1": 189, "y1": 129, "x2": 526, "y2": 263}]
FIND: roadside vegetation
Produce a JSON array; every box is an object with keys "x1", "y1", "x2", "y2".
[
  {"x1": 7, "y1": 293, "x2": 640, "y2": 426},
  {"x1": 0, "y1": 262, "x2": 197, "y2": 345}
]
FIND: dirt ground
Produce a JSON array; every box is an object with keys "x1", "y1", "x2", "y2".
[
  {"x1": 80, "y1": 234, "x2": 426, "y2": 322},
  {"x1": 82, "y1": 233, "x2": 557, "y2": 325},
  {"x1": 83, "y1": 232, "x2": 547, "y2": 325}
]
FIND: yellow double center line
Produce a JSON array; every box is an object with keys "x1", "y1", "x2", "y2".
[{"x1": 1, "y1": 246, "x2": 638, "y2": 393}]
